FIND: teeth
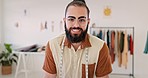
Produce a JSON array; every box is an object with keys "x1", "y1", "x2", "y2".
[{"x1": 72, "y1": 29, "x2": 80, "y2": 32}]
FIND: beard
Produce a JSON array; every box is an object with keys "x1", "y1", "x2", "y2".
[{"x1": 65, "y1": 23, "x2": 88, "y2": 43}]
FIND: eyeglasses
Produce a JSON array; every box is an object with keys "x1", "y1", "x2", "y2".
[{"x1": 66, "y1": 17, "x2": 88, "y2": 26}]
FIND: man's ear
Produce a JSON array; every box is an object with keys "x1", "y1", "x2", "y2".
[
  {"x1": 63, "y1": 18, "x2": 66, "y2": 22},
  {"x1": 87, "y1": 18, "x2": 90, "y2": 24}
]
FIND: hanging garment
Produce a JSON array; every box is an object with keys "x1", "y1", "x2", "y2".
[
  {"x1": 99, "y1": 30, "x2": 103, "y2": 39},
  {"x1": 92, "y1": 31, "x2": 96, "y2": 36},
  {"x1": 114, "y1": 30, "x2": 118, "y2": 55},
  {"x1": 96, "y1": 32, "x2": 100, "y2": 38},
  {"x1": 120, "y1": 31, "x2": 124, "y2": 53},
  {"x1": 107, "y1": 30, "x2": 110, "y2": 48},
  {"x1": 111, "y1": 31, "x2": 115, "y2": 49},
  {"x1": 129, "y1": 34, "x2": 134, "y2": 55},
  {"x1": 104, "y1": 30, "x2": 107, "y2": 43},
  {"x1": 122, "y1": 31, "x2": 128, "y2": 69},
  {"x1": 144, "y1": 31, "x2": 148, "y2": 54},
  {"x1": 110, "y1": 31, "x2": 115, "y2": 63},
  {"x1": 127, "y1": 35, "x2": 130, "y2": 51},
  {"x1": 117, "y1": 31, "x2": 122, "y2": 67},
  {"x1": 102, "y1": 30, "x2": 106, "y2": 41}
]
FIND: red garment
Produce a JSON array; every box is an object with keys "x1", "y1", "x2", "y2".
[{"x1": 130, "y1": 35, "x2": 134, "y2": 55}]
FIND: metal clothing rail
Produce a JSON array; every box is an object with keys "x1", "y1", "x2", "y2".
[{"x1": 90, "y1": 26, "x2": 135, "y2": 78}]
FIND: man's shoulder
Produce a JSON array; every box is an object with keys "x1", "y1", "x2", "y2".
[
  {"x1": 52, "y1": 34, "x2": 65, "y2": 40},
  {"x1": 88, "y1": 34, "x2": 105, "y2": 49},
  {"x1": 49, "y1": 34, "x2": 65, "y2": 44},
  {"x1": 88, "y1": 34, "x2": 104, "y2": 43}
]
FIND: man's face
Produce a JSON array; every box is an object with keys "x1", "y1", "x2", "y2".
[{"x1": 64, "y1": 6, "x2": 90, "y2": 43}]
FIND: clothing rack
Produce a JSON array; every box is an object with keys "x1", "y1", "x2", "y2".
[{"x1": 90, "y1": 26, "x2": 135, "y2": 78}]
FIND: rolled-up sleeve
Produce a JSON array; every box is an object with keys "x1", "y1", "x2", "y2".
[
  {"x1": 43, "y1": 42, "x2": 57, "y2": 74},
  {"x1": 95, "y1": 43, "x2": 112, "y2": 77}
]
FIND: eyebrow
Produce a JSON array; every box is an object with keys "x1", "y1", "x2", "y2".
[
  {"x1": 78, "y1": 16, "x2": 86, "y2": 19},
  {"x1": 67, "y1": 16, "x2": 76, "y2": 19},
  {"x1": 67, "y1": 16, "x2": 86, "y2": 19}
]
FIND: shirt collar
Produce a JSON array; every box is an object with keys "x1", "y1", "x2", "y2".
[{"x1": 64, "y1": 34, "x2": 91, "y2": 49}]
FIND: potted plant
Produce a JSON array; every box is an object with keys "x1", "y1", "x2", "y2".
[{"x1": 0, "y1": 43, "x2": 18, "y2": 75}]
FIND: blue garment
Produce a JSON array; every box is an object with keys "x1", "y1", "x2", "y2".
[
  {"x1": 99, "y1": 30, "x2": 103, "y2": 39},
  {"x1": 96, "y1": 30, "x2": 103, "y2": 39},
  {"x1": 144, "y1": 31, "x2": 148, "y2": 54}
]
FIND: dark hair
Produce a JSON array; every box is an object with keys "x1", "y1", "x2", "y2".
[
  {"x1": 73, "y1": 0, "x2": 86, "y2": 4},
  {"x1": 64, "y1": 0, "x2": 90, "y2": 18}
]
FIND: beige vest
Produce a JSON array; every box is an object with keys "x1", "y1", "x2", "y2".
[{"x1": 49, "y1": 34, "x2": 104, "y2": 78}]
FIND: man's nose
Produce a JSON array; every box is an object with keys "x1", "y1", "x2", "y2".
[{"x1": 73, "y1": 20, "x2": 80, "y2": 27}]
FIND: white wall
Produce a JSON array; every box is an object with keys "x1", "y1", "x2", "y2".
[
  {"x1": 0, "y1": 0, "x2": 1, "y2": 38},
  {"x1": 0, "y1": 0, "x2": 3, "y2": 52},
  {"x1": 0, "y1": 0, "x2": 2, "y2": 74},
  {"x1": 1, "y1": 0, "x2": 148, "y2": 78},
  {"x1": 2, "y1": 0, "x2": 71, "y2": 47}
]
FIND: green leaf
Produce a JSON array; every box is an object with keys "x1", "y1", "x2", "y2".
[
  {"x1": 4, "y1": 43, "x2": 12, "y2": 53},
  {"x1": 0, "y1": 53, "x2": 3, "y2": 59},
  {"x1": 0, "y1": 43, "x2": 18, "y2": 66},
  {"x1": 11, "y1": 58, "x2": 17, "y2": 65},
  {"x1": 12, "y1": 54, "x2": 18, "y2": 59}
]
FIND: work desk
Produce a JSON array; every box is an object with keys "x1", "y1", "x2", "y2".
[{"x1": 13, "y1": 51, "x2": 45, "y2": 78}]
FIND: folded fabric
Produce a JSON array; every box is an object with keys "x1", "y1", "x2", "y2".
[{"x1": 16, "y1": 44, "x2": 38, "y2": 52}]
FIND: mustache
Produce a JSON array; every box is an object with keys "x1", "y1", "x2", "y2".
[{"x1": 70, "y1": 27, "x2": 83, "y2": 31}]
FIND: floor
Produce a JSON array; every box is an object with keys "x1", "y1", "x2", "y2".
[
  {"x1": 0, "y1": 71, "x2": 44, "y2": 78},
  {"x1": 0, "y1": 72, "x2": 135, "y2": 78}
]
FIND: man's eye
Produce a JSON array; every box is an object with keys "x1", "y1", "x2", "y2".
[
  {"x1": 79, "y1": 19, "x2": 86, "y2": 22},
  {"x1": 68, "y1": 18, "x2": 75, "y2": 22}
]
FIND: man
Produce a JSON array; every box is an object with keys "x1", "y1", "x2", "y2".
[{"x1": 43, "y1": 0, "x2": 112, "y2": 78}]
